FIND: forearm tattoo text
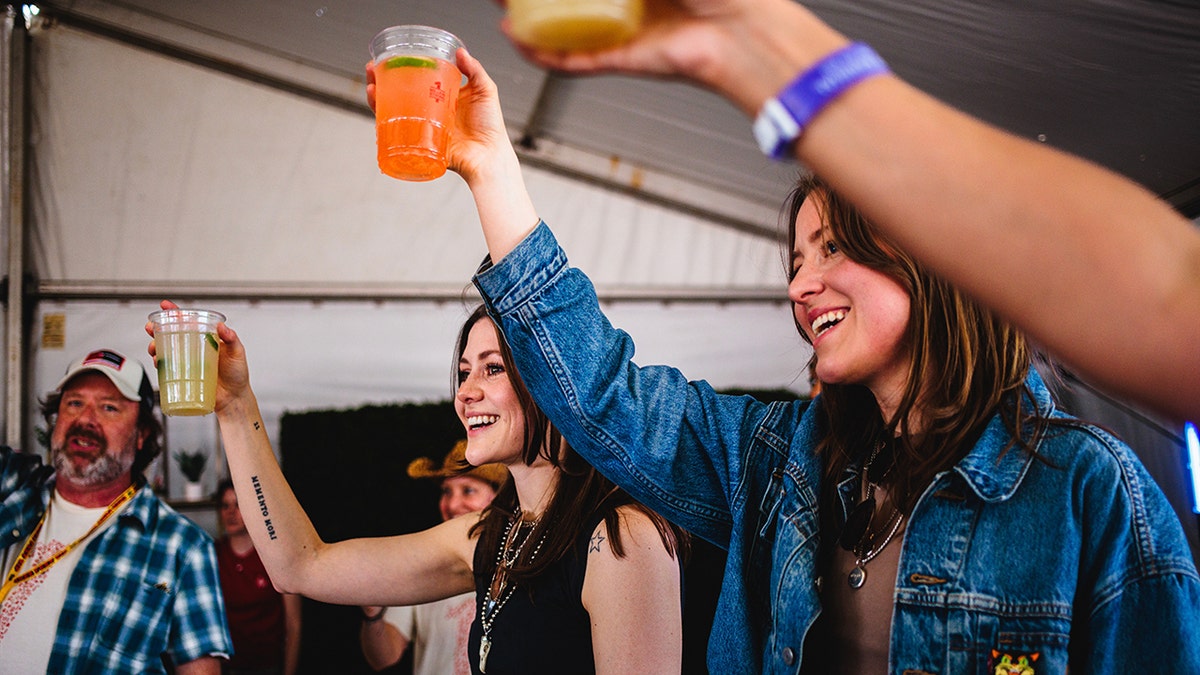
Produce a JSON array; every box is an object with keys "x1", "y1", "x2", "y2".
[{"x1": 251, "y1": 475, "x2": 278, "y2": 540}]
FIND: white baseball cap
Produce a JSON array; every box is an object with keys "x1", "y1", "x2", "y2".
[{"x1": 55, "y1": 348, "x2": 153, "y2": 404}]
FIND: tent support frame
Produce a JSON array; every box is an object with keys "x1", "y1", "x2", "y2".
[
  {"x1": 3, "y1": 4, "x2": 29, "y2": 448},
  {"x1": 36, "y1": 280, "x2": 787, "y2": 305}
]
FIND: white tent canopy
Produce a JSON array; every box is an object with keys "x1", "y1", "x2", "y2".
[
  {"x1": 5, "y1": 21, "x2": 810, "y2": 481},
  {"x1": 29, "y1": 26, "x2": 786, "y2": 290}
]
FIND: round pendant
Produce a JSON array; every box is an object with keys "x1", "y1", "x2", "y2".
[{"x1": 848, "y1": 565, "x2": 866, "y2": 589}]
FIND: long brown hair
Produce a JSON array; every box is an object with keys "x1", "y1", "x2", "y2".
[
  {"x1": 456, "y1": 305, "x2": 686, "y2": 584},
  {"x1": 783, "y1": 174, "x2": 1047, "y2": 514}
]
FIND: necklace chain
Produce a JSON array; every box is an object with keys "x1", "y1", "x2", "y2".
[
  {"x1": 479, "y1": 509, "x2": 545, "y2": 673},
  {"x1": 853, "y1": 506, "x2": 903, "y2": 565},
  {"x1": 498, "y1": 515, "x2": 536, "y2": 569},
  {"x1": 847, "y1": 442, "x2": 905, "y2": 589}
]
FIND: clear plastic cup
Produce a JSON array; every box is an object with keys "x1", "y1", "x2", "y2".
[
  {"x1": 508, "y1": 0, "x2": 642, "y2": 52},
  {"x1": 148, "y1": 308, "x2": 224, "y2": 416},
  {"x1": 369, "y1": 25, "x2": 463, "y2": 181}
]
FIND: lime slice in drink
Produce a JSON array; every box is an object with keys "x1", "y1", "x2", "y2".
[
  {"x1": 205, "y1": 333, "x2": 219, "y2": 352},
  {"x1": 383, "y1": 56, "x2": 438, "y2": 69}
]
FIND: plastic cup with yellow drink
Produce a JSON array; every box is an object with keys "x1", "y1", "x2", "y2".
[
  {"x1": 507, "y1": 0, "x2": 643, "y2": 52},
  {"x1": 149, "y1": 308, "x2": 224, "y2": 416}
]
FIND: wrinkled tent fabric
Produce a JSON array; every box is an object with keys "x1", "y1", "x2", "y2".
[
  {"x1": 20, "y1": 0, "x2": 1200, "y2": 214},
  {"x1": 17, "y1": 25, "x2": 808, "y2": 459},
  {"x1": 28, "y1": 27, "x2": 788, "y2": 290}
]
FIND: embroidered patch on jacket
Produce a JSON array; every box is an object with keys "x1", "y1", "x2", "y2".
[{"x1": 991, "y1": 650, "x2": 1039, "y2": 675}]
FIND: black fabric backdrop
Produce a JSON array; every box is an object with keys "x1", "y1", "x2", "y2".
[{"x1": 282, "y1": 400, "x2": 460, "y2": 674}]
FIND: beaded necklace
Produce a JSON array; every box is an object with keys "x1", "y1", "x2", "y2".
[{"x1": 478, "y1": 510, "x2": 545, "y2": 673}]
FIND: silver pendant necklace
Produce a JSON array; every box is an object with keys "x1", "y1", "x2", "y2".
[
  {"x1": 846, "y1": 442, "x2": 905, "y2": 589},
  {"x1": 847, "y1": 507, "x2": 904, "y2": 588}
]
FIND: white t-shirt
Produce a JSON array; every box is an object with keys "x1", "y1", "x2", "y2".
[
  {"x1": 385, "y1": 592, "x2": 476, "y2": 675},
  {"x1": 0, "y1": 492, "x2": 126, "y2": 674}
]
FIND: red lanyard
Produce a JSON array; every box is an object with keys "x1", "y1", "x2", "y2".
[{"x1": 0, "y1": 484, "x2": 137, "y2": 604}]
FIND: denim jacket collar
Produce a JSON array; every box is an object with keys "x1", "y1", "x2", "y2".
[
  {"x1": 831, "y1": 370, "x2": 1056, "y2": 510},
  {"x1": 952, "y1": 369, "x2": 1055, "y2": 503}
]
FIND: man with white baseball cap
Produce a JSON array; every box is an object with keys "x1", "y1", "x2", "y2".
[
  {"x1": 0, "y1": 347, "x2": 232, "y2": 674},
  {"x1": 55, "y1": 347, "x2": 155, "y2": 403}
]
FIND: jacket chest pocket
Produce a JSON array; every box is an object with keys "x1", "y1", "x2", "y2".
[
  {"x1": 934, "y1": 607, "x2": 1071, "y2": 674},
  {"x1": 750, "y1": 468, "x2": 812, "y2": 561}
]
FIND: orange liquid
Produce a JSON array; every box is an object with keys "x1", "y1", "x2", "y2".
[
  {"x1": 374, "y1": 55, "x2": 461, "y2": 181},
  {"x1": 509, "y1": 0, "x2": 642, "y2": 51}
]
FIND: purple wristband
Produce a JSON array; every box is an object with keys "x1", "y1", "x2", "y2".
[{"x1": 753, "y1": 43, "x2": 890, "y2": 160}]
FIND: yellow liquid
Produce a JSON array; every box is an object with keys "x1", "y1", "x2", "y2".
[
  {"x1": 509, "y1": 0, "x2": 642, "y2": 51},
  {"x1": 156, "y1": 331, "x2": 219, "y2": 416}
]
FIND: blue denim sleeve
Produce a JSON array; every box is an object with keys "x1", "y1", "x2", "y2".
[
  {"x1": 475, "y1": 222, "x2": 773, "y2": 547},
  {"x1": 1078, "y1": 439, "x2": 1200, "y2": 672},
  {"x1": 1085, "y1": 573, "x2": 1200, "y2": 671}
]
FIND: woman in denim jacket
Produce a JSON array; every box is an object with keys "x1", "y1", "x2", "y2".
[{"x1": 427, "y1": 49, "x2": 1200, "y2": 674}]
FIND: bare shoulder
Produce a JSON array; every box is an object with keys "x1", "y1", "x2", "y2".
[
  {"x1": 586, "y1": 504, "x2": 672, "y2": 560},
  {"x1": 428, "y1": 510, "x2": 486, "y2": 571},
  {"x1": 582, "y1": 504, "x2": 681, "y2": 614}
]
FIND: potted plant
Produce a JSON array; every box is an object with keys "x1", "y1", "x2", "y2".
[{"x1": 174, "y1": 450, "x2": 207, "y2": 500}]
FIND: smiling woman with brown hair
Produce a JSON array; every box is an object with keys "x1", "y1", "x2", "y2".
[
  {"x1": 150, "y1": 302, "x2": 686, "y2": 675},
  {"x1": 425, "y1": 44, "x2": 1200, "y2": 673}
]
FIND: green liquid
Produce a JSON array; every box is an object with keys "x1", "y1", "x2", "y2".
[{"x1": 156, "y1": 331, "x2": 219, "y2": 416}]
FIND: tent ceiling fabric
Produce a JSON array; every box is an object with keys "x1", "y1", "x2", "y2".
[
  {"x1": 14, "y1": 9, "x2": 809, "y2": 451},
  {"x1": 9, "y1": 0, "x2": 1200, "y2": 446},
  {"x1": 29, "y1": 24, "x2": 788, "y2": 294},
  {"x1": 30, "y1": 0, "x2": 1200, "y2": 216}
]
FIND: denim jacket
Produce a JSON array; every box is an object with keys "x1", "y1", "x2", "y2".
[{"x1": 475, "y1": 222, "x2": 1200, "y2": 674}]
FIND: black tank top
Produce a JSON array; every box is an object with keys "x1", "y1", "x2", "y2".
[{"x1": 466, "y1": 505, "x2": 618, "y2": 675}]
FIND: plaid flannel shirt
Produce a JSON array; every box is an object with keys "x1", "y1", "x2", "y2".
[{"x1": 0, "y1": 446, "x2": 231, "y2": 672}]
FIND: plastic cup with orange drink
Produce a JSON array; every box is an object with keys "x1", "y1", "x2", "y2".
[{"x1": 369, "y1": 26, "x2": 463, "y2": 181}]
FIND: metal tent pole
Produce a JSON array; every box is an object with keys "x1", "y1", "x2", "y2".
[{"x1": 3, "y1": 4, "x2": 29, "y2": 448}]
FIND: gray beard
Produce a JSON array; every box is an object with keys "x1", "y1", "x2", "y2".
[{"x1": 52, "y1": 445, "x2": 128, "y2": 487}]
